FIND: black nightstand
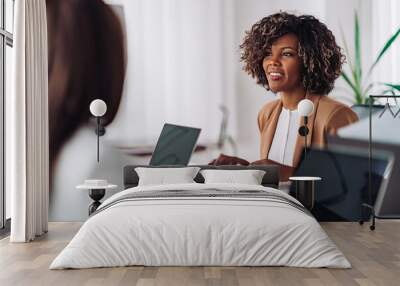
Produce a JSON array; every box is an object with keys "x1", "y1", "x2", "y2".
[
  {"x1": 76, "y1": 180, "x2": 117, "y2": 215},
  {"x1": 289, "y1": 176, "x2": 322, "y2": 210}
]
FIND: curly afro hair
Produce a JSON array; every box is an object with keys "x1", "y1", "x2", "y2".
[{"x1": 240, "y1": 12, "x2": 345, "y2": 95}]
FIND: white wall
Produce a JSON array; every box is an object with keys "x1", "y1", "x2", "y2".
[{"x1": 105, "y1": 0, "x2": 236, "y2": 148}]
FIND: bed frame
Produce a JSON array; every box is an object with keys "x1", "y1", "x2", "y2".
[{"x1": 123, "y1": 165, "x2": 280, "y2": 189}]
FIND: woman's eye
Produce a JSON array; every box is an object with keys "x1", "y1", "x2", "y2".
[{"x1": 283, "y1": 52, "x2": 293, "y2": 57}]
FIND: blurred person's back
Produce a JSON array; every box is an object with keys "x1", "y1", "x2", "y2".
[{"x1": 46, "y1": 0, "x2": 129, "y2": 221}]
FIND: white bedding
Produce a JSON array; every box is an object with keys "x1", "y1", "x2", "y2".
[{"x1": 50, "y1": 183, "x2": 351, "y2": 269}]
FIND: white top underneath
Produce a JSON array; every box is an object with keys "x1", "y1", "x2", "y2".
[
  {"x1": 268, "y1": 107, "x2": 300, "y2": 166},
  {"x1": 289, "y1": 176, "x2": 322, "y2": 181}
]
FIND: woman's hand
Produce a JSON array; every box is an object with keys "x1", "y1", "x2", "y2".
[
  {"x1": 208, "y1": 153, "x2": 250, "y2": 166},
  {"x1": 251, "y1": 159, "x2": 275, "y2": 165},
  {"x1": 250, "y1": 159, "x2": 295, "y2": 181}
]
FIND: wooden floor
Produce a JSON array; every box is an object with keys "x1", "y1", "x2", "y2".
[{"x1": 1, "y1": 221, "x2": 400, "y2": 286}]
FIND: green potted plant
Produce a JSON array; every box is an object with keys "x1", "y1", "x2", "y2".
[{"x1": 340, "y1": 11, "x2": 400, "y2": 118}]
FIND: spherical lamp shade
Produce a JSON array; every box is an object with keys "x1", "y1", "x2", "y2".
[
  {"x1": 90, "y1": 99, "x2": 107, "y2": 117},
  {"x1": 298, "y1": 99, "x2": 314, "y2": 117}
]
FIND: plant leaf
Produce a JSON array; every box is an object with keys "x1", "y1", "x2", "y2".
[
  {"x1": 340, "y1": 25, "x2": 355, "y2": 74},
  {"x1": 368, "y1": 27, "x2": 400, "y2": 75},
  {"x1": 341, "y1": 71, "x2": 356, "y2": 91},
  {"x1": 339, "y1": 13, "x2": 365, "y2": 104},
  {"x1": 383, "y1": 83, "x2": 400, "y2": 92},
  {"x1": 354, "y1": 11, "x2": 362, "y2": 87},
  {"x1": 382, "y1": 89, "x2": 396, "y2": 95},
  {"x1": 363, "y1": 82, "x2": 375, "y2": 95},
  {"x1": 341, "y1": 71, "x2": 362, "y2": 104}
]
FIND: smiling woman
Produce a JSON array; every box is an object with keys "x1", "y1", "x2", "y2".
[{"x1": 212, "y1": 12, "x2": 358, "y2": 181}]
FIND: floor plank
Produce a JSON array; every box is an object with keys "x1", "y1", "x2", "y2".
[{"x1": 0, "y1": 221, "x2": 400, "y2": 286}]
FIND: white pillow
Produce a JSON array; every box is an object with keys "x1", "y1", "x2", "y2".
[
  {"x1": 135, "y1": 167, "x2": 201, "y2": 186},
  {"x1": 200, "y1": 169, "x2": 266, "y2": 185}
]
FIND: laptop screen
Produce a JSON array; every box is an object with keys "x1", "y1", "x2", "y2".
[
  {"x1": 292, "y1": 146, "x2": 391, "y2": 221},
  {"x1": 149, "y1": 123, "x2": 201, "y2": 166}
]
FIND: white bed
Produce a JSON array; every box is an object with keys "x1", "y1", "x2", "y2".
[{"x1": 50, "y1": 183, "x2": 350, "y2": 269}]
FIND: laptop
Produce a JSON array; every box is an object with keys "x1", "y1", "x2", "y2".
[
  {"x1": 292, "y1": 145, "x2": 393, "y2": 221},
  {"x1": 149, "y1": 123, "x2": 201, "y2": 166},
  {"x1": 328, "y1": 136, "x2": 400, "y2": 218}
]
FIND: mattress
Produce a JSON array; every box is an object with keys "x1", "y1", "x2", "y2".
[{"x1": 50, "y1": 183, "x2": 350, "y2": 269}]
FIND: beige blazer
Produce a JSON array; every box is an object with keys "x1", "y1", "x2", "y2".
[{"x1": 257, "y1": 94, "x2": 359, "y2": 167}]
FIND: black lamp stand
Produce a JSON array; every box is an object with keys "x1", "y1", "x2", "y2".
[
  {"x1": 94, "y1": 117, "x2": 106, "y2": 162},
  {"x1": 298, "y1": 116, "x2": 309, "y2": 159}
]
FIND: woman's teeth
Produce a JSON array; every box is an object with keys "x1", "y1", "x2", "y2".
[{"x1": 269, "y1": 72, "x2": 283, "y2": 80}]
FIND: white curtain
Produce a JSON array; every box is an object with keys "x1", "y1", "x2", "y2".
[
  {"x1": 8, "y1": 0, "x2": 49, "y2": 242},
  {"x1": 105, "y1": 0, "x2": 236, "y2": 146}
]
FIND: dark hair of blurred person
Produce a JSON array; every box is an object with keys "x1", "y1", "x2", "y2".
[{"x1": 46, "y1": 0, "x2": 126, "y2": 172}]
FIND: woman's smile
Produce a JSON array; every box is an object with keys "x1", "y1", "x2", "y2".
[{"x1": 267, "y1": 70, "x2": 285, "y2": 81}]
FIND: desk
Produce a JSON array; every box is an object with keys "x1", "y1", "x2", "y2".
[{"x1": 116, "y1": 144, "x2": 207, "y2": 157}]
